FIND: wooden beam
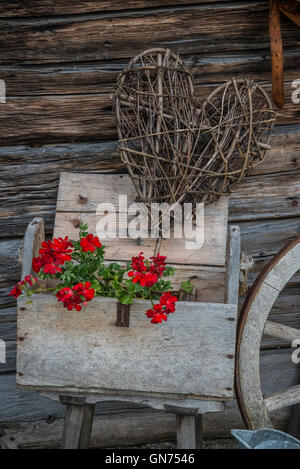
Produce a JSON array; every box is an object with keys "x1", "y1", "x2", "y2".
[
  {"x1": 225, "y1": 225, "x2": 240, "y2": 305},
  {"x1": 264, "y1": 321, "x2": 300, "y2": 342},
  {"x1": 265, "y1": 385, "x2": 300, "y2": 412}
]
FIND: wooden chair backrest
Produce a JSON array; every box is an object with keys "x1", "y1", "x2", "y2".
[{"x1": 53, "y1": 172, "x2": 230, "y2": 303}]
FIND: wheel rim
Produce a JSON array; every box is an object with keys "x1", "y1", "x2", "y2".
[{"x1": 235, "y1": 234, "x2": 300, "y2": 429}]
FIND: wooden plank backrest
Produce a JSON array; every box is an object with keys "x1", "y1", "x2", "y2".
[{"x1": 53, "y1": 173, "x2": 229, "y2": 303}]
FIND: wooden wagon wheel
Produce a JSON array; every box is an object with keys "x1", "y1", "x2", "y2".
[{"x1": 236, "y1": 234, "x2": 300, "y2": 429}]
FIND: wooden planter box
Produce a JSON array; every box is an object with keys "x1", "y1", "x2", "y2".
[{"x1": 17, "y1": 294, "x2": 237, "y2": 402}]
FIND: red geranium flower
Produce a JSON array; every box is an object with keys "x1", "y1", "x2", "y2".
[
  {"x1": 32, "y1": 256, "x2": 43, "y2": 273},
  {"x1": 144, "y1": 290, "x2": 178, "y2": 324},
  {"x1": 43, "y1": 263, "x2": 62, "y2": 275},
  {"x1": 32, "y1": 236, "x2": 73, "y2": 275},
  {"x1": 131, "y1": 252, "x2": 147, "y2": 272},
  {"x1": 160, "y1": 291, "x2": 178, "y2": 312},
  {"x1": 9, "y1": 285, "x2": 22, "y2": 299},
  {"x1": 56, "y1": 282, "x2": 95, "y2": 312},
  {"x1": 80, "y1": 234, "x2": 102, "y2": 253}
]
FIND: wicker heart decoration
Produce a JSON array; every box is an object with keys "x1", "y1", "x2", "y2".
[{"x1": 114, "y1": 48, "x2": 275, "y2": 210}]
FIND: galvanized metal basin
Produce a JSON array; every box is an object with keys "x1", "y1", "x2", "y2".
[{"x1": 231, "y1": 429, "x2": 300, "y2": 449}]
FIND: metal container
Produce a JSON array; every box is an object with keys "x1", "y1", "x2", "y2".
[{"x1": 231, "y1": 428, "x2": 300, "y2": 449}]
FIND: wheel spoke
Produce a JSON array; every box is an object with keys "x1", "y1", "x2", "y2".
[
  {"x1": 264, "y1": 320, "x2": 300, "y2": 342},
  {"x1": 264, "y1": 384, "x2": 300, "y2": 412}
]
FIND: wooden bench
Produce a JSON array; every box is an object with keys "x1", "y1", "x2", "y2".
[{"x1": 17, "y1": 172, "x2": 240, "y2": 449}]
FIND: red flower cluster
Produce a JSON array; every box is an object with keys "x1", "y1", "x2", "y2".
[
  {"x1": 56, "y1": 281, "x2": 95, "y2": 311},
  {"x1": 128, "y1": 252, "x2": 167, "y2": 288},
  {"x1": 9, "y1": 275, "x2": 37, "y2": 299},
  {"x1": 146, "y1": 292, "x2": 178, "y2": 324},
  {"x1": 80, "y1": 234, "x2": 102, "y2": 253},
  {"x1": 32, "y1": 237, "x2": 73, "y2": 275}
]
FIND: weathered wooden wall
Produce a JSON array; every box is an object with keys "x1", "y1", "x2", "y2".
[{"x1": 1, "y1": 0, "x2": 300, "y2": 447}]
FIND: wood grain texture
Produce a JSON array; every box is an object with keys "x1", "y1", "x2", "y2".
[
  {"x1": 54, "y1": 172, "x2": 229, "y2": 266},
  {"x1": 17, "y1": 295, "x2": 237, "y2": 400},
  {"x1": 43, "y1": 391, "x2": 224, "y2": 414},
  {"x1": 1, "y1": 48, "x2": 299, "y2": 96},
  {"x1": 0, "y1": 0, "x2": 233, "y2": 18},
  {"x1": 0, "y1": 125, "x2": 299, "y2": 239},
  {"x1": 176, "y1": 414, "x2": 202, "y2": 449},
  {"x1": 21, "y1": 217, "x2": 44, "y2": 280},
  {"x1": 225, "y1": 226, "x2": 241, "y2": 304},
  {"x1": 0, "y1": 3, "x2": 298, "y2": 65},
  {"x1": 61, "y1": 402, "x2": 85, "y2": 449},
  {"x1": 265, "y1": 385, "x2": 300, "y2": 413},
  {"x1": 0, "y1": 83, "x2": 299, "y2": 147},
  {"x1": 269, "y1": 0, "x2": 284, "y2": 109}
]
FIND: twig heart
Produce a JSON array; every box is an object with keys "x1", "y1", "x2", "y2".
[{"x1": 114, "y1": 48, "x2": 276, "y2": 211}]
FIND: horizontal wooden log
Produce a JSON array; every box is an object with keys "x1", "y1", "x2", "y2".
[
  {"x1": 0, "y1": 82, "x2": 297, "y2": 146},
  {"x1": 0, "y1": 0, "x2": 233, "y2": 18},
  {"x1": 0, "y1": 307, "x2": 17, "y2": 323},
  {"x1": 0, "y1": 3, "x2": 298, "y2": 65},
  {"x1": 0, "y1": 141, "x2": 122, "y2": 237},
  {"x1": 239, "y1": 217, "x2": 300, "y2": 258},
  {"x1": 0, "y1": 95, "x2": 114, "y2": 145},
  {"x1": 0, "y1": 285, "x2": 17, "y2": 309},
  {"x1": 249, "y1": 124, "x2": 300, "y2": 176},
  {"x1": 0, "y1": 239, "x2": 21, "y2": 283},
  {"x1": 1, "y1": 47, "x2": 300, "y2": 96},
  {"x1": 230, "y1": 170, "x2": 300, "y2": 221}
]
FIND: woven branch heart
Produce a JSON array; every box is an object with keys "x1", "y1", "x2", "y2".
[{"x1": 114, "y1": 48, "x2": 276, "y2": 210}]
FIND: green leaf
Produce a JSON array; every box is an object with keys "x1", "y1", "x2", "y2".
[
  {"x1": 117, "y1": 291, "x2": 134, "y2": 305},
  {"x1": 181, "y1": 280, "x2": 194, "y2": 294}
]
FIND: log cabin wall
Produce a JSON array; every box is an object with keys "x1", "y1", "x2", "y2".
[{"x1": 0, "y1": 0, "x2": 300, "y2": 447}]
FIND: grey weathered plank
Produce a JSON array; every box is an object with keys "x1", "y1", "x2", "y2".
[
  {"x1": 21, "y1": 217, "x2": 44, "y2": 280},
  {"x1": 54, "y1": 172, "x2": 229, "y2": 266},
  {"x1": 79, "y1": 404, "x2": 95, "y2": 449},
  {"x1": 176, "y1": 414, "x2": 202, "y2": 449},
  {"x1": 42, "y1": 391, "x2": 224, "y2": 414},
  {"x1": 265, "y1": 385, "x2": 300, "y2": 413},
  {"x1": 17, "y1": 295, "x2": 237, "y2": 400},
  {"x1": 225, "y1": 226, "x2": 241, "y2": 305},
  {"x1": 264, "y1": 321, "x2": 300, "y2": 343},
  {"x1": 60, "y1": 399, "x2": 85, "y2": 449}
]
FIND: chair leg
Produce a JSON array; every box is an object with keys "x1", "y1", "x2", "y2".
[
  {"x1": 61, "y1": 403, "x2": 85, "y2": 449},
  {"x1": 79, "y1": 404, "x2": 95, "y2": 449},
  {"x1": 60, "y1": 396, "x2": 95, "y2": 449},
  {"x1": 164, "y1": 404, "x2": 203, "y2": 449},
  {"x1": 176, "y1": 414, "x2": 203, "y2": 449}
]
